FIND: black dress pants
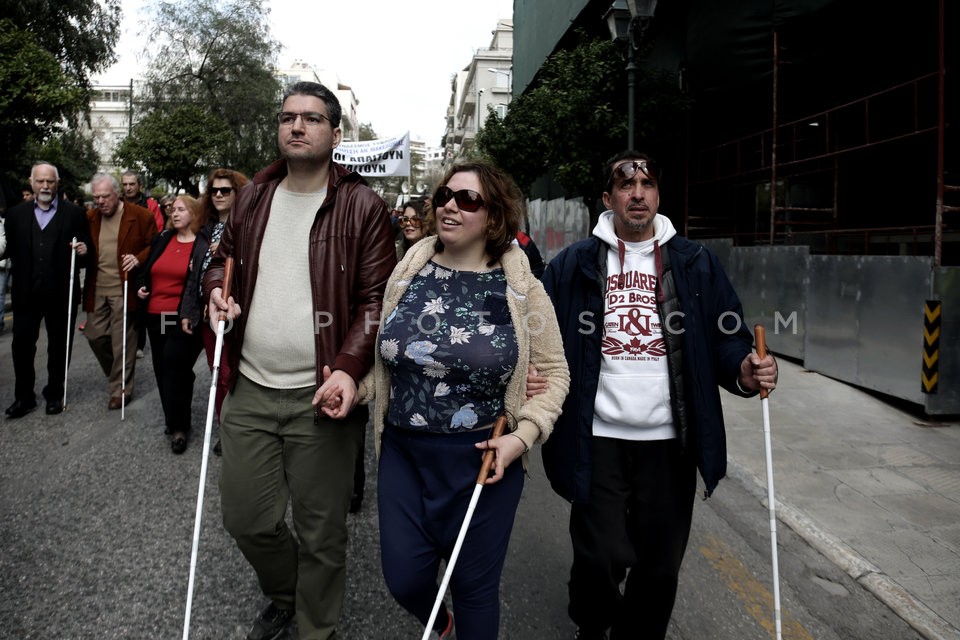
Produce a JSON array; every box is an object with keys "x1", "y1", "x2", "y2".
[
  {"x1": 11, "y1": 296, "x2": 77, "y2": 404},
  {"x1": 568, "y1": 436, "x2": 697, "y2": 640},
  {"x1": 145, "y1": 313, "x2": 204, "y2": 434}
]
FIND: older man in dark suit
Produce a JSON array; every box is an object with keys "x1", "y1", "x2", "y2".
[
  {"x1": 2, "y1": 162, "x2": 92, "y2": 418},
  {"x1": 83, "y1": 173, "x2": 157, "y2": 409}
]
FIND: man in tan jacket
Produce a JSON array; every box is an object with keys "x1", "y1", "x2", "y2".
[{"x1": 83, "y1": 173, "x2": 156, "y2": 409}]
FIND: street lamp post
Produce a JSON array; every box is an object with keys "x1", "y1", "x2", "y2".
[{"x1": 604, "y1": 0, "x2": 658, "y2": 150}]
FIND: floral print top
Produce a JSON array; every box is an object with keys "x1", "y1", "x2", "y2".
[{"x1": 378, "y1": 260, "x2": 519, "y2": 433}]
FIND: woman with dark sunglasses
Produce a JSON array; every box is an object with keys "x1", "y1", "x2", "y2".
[
  {"x1": 331, "y1": 159, "x2": 570, "y2": 639},
  {"x1": 395, "y1": 196, "x2": 434, "y2": 260},
  {"x1": 180, "y1": 167, "x2": 249, "y2": 456}
]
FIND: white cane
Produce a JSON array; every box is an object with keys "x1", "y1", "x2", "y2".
[
  {"x1": 121, "y1": 271, "x2": 128, "y2": 421},
  {"x1": 183, "y1": 256, "x2": 234, "y2": 640},
  {"x1": 62, "y1": 237, "x2": 77, "y2": 409},
  {"x1": 755, "y1": 325, "x2": 782, "y2": 640},
  {"x1": 421, "y1": 415, "x2": 508, "y2": 640}
]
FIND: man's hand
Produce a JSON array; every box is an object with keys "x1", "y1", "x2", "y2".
[
  {"x1": 738, "y1": 352, "x2": 778, "y2": 393},
  {"x1": 312, "y1": 365, "x2": 358, "y2": 420},
  {"x1": 207, "y1": 286, "x2": 241, "y2": 331},
  {"x1": 120, "y1": 253, "x2": 140, "y2": 272},
  {"x1": 525, "y1": 364, "x2": 548, "y2": 399},
  {"x1": 181, "y1": 318, "x2": 193, "y2": 335},
  {"x1": 72, "y1": 240, "x2": 88, "y2": 256}
]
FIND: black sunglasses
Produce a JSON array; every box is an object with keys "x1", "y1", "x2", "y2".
[
  {"x1": 608, "y1": 160, "x2": 661, "y2": 190},
  {"x1": 209, "y1": 186, "x2": 235, "y2": 196},
  {"x1": 433, "y1": 186, "x2": 485, "y2": 213}
]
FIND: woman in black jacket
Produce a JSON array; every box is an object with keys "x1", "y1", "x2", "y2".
[{"x1": 137, "y1": 195, "x2": 209, "y2": 454}]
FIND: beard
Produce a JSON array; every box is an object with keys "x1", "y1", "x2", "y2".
[{"x1": 36, "y1": 191, "x2": 54, "y2": 205}]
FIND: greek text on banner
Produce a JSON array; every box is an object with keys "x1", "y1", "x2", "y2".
[{"x1": 334, "y1": 133, "x2": 410, "y2": 177}]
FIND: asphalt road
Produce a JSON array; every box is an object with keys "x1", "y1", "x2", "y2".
[{"x1": 0, "y1": 326, "x2": 925, "y2": 639}]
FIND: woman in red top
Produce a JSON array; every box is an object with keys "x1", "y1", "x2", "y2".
[{"x1": 137, "y1": 195, "x2": 209, "y2": 454}]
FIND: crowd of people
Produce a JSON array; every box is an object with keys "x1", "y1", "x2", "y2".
[{"x1": 1, "y1": 80, "x2": 779, "y2": 640}]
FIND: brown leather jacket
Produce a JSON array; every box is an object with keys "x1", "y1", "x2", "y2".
[
  {"x1": 203, "y1": 159, "x2": 396, "y2": 390},
  {"x1": 84, "y1": 201, "x2": 158, "y2": 313}
]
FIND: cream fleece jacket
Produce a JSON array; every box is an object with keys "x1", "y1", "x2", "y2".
[{"x1": 361, "y1": 236, "x2": 570, "y2": 457}]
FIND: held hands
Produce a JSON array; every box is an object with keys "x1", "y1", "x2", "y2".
[
  {"x1": 207, "y1": 286, "x2": 241, "y2": 331},
  {"x1": 312, "y1": 365, "x2": 358, "y2": 420},
  {"x1": 474, "y1": 433, "x2": 527, "y2": 485},
  {"x1": 739, "y1": 352, "x2": 779, "y2": 393}
]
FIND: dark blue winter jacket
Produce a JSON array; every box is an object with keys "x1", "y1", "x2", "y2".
[{"x1": 540, "y1": 234, "x2": 756, "y2": 502}]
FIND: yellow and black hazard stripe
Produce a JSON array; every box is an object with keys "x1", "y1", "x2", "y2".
[{"x1": 922, "y1": 300, "x2": 941, "y2": 394}]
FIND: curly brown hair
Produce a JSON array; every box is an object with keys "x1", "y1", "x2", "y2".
[
  {"x1": 201, "y1": 167, "x2": 250, "y2": 224},
  {"x1": 432, "y1": 160, "x2": 521, "y2": 267}
]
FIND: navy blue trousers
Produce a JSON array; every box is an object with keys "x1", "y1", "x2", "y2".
[{"x1": 378, "y1": 425, "x2": 524, "y2": 640}]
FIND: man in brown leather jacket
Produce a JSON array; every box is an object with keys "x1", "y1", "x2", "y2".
[
  {"x1": 205, "y1": 81, "x2": 396, "y2": 640},
  {"x1": 84, "y1": 173, "x2": 156, "y2": 409}
]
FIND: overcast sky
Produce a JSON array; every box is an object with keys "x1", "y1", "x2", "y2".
[{"x1": 94, "y1": 0, "x2": 515, "y2": 146}]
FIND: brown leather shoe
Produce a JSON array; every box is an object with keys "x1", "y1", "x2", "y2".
[{"x1": 108, "y1": 394, "x2": 133, "y2": 410}]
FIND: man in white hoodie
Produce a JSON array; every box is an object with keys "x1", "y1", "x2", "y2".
[{"x1": 540, "y1": 151, "x2": 778, "y2": 640}]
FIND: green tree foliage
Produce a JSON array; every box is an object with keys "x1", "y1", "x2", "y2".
[
  {"x1": 477, "y1": 31, "x2": 689, "y2": 203},
  {"x1": 24, "y1": 129, "x2": 101, "y2": 200},
  {"x1": 0, "y1": 23, "x2": 86, "y2": 172},
  {"x1": 114, "y1": 104, "x2": 233, "y2": 196},
  {"x1": 129, "y1": 0, "x2": 282, "y2": 183},
  {"x1": 0, "y1": 0, "x2": 120, "y2": 186},
  {"x1": 2, "y1": 0, "x2": 121, "y2": 85}
]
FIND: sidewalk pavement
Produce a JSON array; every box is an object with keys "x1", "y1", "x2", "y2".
[{"x1": 720, "y1": 358, "x2": 960, "y2": 640}]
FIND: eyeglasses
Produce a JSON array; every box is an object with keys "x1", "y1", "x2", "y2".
[
  {"x1": 398, "y1": 217, "x2": 422, "y2": 228},
  {"x1": 277, "y1": 111, "x2": 330, "y2": 127},
  {"x1": 433, "y1": 186, "x2": 485, "y2": 213},
  {"x1": 608, "y1": 159, "x2": 661, "y2": 190},
  {"x1": 209, "y1": 186, "x2": 235, "y2": 196}
]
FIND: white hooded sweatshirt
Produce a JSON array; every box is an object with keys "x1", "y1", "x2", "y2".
[{"x1": 592, "y1": 211, "x2": 678, "y2": 441}]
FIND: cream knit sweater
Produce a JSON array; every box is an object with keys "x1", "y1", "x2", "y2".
[{"x1": 361, "y1": 237, "x2": 570, "y2": 457}]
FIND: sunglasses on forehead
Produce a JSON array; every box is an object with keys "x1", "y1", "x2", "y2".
[
  {"x1": 608, "y1": 160, "x2": 661, "y2": 189},
  {"x1": 433, "y1": 186, "x2": 485, "y2": 212}
]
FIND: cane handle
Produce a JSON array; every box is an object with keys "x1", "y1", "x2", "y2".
[
  {"x1": 219, "y1": 257, "x2": 235, "y2": 322},
  {"x1": 476, "y1": 415, "x2": 509, "y2": 484},
  {"x1": 755, "y1": 324, "x2": 769, "y2": 399}
]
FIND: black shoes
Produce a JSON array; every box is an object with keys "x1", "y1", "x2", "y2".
[
  {"x1": 246, "y1": 602, "x2": 295, "y2": 640},
  {"x1": 574, "y1": 629, "x2": 608, "y2": 640},
  {"x1": 171, "y1": 434, "x2": 188, "y2": 455},
  {"x1": 5, "y1": 399, "x2": 37, "y2": 419},
  {"x1": 213, "y1": 438, "x2": 222, "y2": 457},
  {"x1": 4, "y1": 399, "x2": 63, "y2": 418}
]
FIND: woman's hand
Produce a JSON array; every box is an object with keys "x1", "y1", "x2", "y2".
[
  {"x1": 474, "y1": 433, "x2": 527, "y2": 484},
  {"x1": 137, "y1": 286, "x2": 149, "y2": 300},
  {"x1": 181, "y1": 318, "x2": 193, "y2": 335}
]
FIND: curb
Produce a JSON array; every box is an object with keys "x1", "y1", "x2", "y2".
[{"x1": 726, "y1": 458, "x2": 960, "y2": 640}]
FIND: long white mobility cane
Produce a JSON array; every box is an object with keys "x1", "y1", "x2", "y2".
[
  {"x1": 121, "y1": 271, "x2": 128, "y2": 420},
  {"x1": 62, "y1": 237, "x2": 77, "y2": 409},
  {"x1": 755, "y1": 324, "x2": 782, "y2": 640},
  {"x1": 421, "y1": 414, "x2": 508, "y2": 640},
  {"x1": 183, "y1": 256, "x2": 234, "y2": 640}
]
